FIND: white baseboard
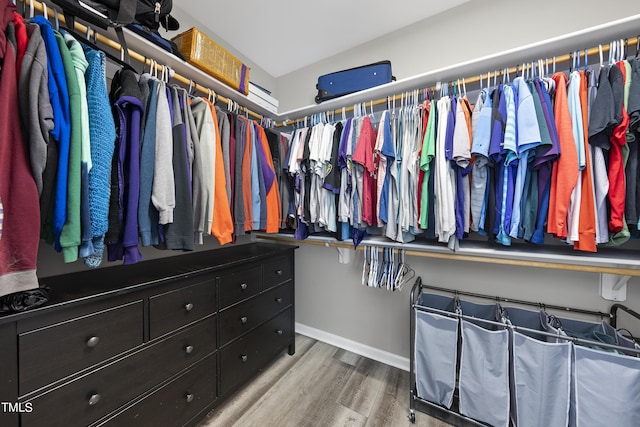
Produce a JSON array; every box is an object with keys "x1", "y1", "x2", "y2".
[{"x1": 295, "y1": 322, "x2": 410, "y2": 372}]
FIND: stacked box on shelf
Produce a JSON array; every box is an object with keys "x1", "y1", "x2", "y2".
[
  {"x1": 248, "y1": 82, "x2": 279, "y2": 114},
  {"x1": 172, "y1": 27, "x2": 250, "y2": 95}
]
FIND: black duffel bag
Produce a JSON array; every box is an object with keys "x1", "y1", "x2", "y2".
[{"x1": 50, "y1": 1, "x2": 179, "y2": 63}]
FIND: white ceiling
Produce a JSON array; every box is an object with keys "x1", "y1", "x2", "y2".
[{"x1": 173, "y1": 0, "x2": 469, "y2": 78}]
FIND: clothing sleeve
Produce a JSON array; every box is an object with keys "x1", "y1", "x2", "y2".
[{"x1": 152, "y1": 82, "x2": 175, "y2": 224}]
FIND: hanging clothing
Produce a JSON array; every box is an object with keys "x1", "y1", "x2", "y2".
[
  {"x1": 55, "y1": 30, "x2": 81, "y2": 263},
  {"x1": 0, "y1": 0, "x2": 40, "y2": 297},
  {"x1": 574, "y1": 70, "x2": 597, "y2": 252},
  {"x1": 64, "y1": 33, "x2": 93, "y2": 259},
  {"x1": 434, "y1": 97, "x2": 456, "y2": 245},
  {"x1": 547, "y1": 72, "x2": 578, "y2": 240},
  {"x1": 137, "y1": 75, "x2": 160, "y2": 248},
  {"x1": 32, "y1": 16, "x2": 69, "y2": 247},
  {"x1": 107, "y1": 69, "x2": 144, "y2": 263},
  {"x1": 352, "y1": 116, "x2": 377, "y2": 227},
  {"x1": 453, "y1": 96, "x2": 473, "y2": 240},
  {"x1": 18, "y1": 22, "x2": 53, "y2": 198},
  {"x1": 419, "y1": 104, "x2": 436, "y2": 231},
  {"x1": 163, "y1": 86, "x2": 194, "y2": 251},
  {"x1": 510, "y1": 77, "x2": 541, "y2": 239},
  {"x1": 83, "y1": 47, "x2": 115, "y2": 268},
  {"x1": 607, "y1": 62, "x2": 629, "y2": 234},
  {"x1": 471, "y1": 89, "x2": 491, "y2": 233}
]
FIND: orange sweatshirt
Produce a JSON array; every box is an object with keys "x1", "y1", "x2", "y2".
[
  {"x1": 574, "y1": 71, "x2": 597, "y2": 252},
  {"x1": 204, "y1": 99, "x2": 233, "y2": 245},
  {"x1": 547, "y1": 72, "x2": 579, "y2": 239}
]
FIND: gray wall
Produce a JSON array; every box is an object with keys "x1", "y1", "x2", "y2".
[
  {"x1": 165, "y1": 5, "x2": 277, "y2": 99},
  {"x1": 295, "y1": 245, "x2": 640, "y2": 360},
  {"x1": 275, "y1": 0, "x2": 639, "y2": 111}
]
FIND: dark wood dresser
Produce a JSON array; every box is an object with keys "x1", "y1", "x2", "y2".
[{"x1": 0, "y1": 243, "x2": 296, "y2": 427}]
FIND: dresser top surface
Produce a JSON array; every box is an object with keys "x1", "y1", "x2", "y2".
[{"x1": 2, "y1": 243, "x2": 296, "y2": 324}]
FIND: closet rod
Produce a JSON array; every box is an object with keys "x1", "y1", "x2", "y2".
[
  {"x1": 416, "y1": 282, "x2": 611, "y2": 319},
  {"x1": 278, "y1": 34, "x2": 639, "y2": 127},
  {"x1": 256, "y1": 234, "x2": 640, "y2": 277},
  {"x1": 23, "y1": 0, "x2": 267, "y2": 122}
]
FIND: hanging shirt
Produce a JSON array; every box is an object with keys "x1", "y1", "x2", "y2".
[
  {"x1": 607, "y1": 63, "x2": 629, "y2": 234},
  {"x1": 566, "y1": 71, "x2": 585, "y2": 245},
  {"x1": 488, "y1": 86, "x2": 506, "y2": 241},
  {"x1": 308, "y1": 122, "x2": 324, "y2": 225},
  {"x1": 531, "y1": 79, "x2": 560, "y2": 244},
  {"x1": 624, "y1": 59, "x2": 640, "y2": 234},
  {"x1": 471, "y1": 89, "x2": 491, "y2": 233},
  {"x1": 420, "y1": 102, "x2": 437, "y2": 230},
  {"x1": 164, "y1": 87, "x2": 194, "y2": 252},
  {"x1": 510, "y1": 77, "x2": 541, "y2": 239},
  {"x1": 574, "y1": 70, "x2": 597, "y2": 252},
  {"x1": 434, "y1": 97, "x2": 456, "y2": 245},
  {"x1": 453, "y1": 96, "x2": 473, "y2": 239},
  {"x1": 495, "y1": 84, "x2": 517, "y2": 246},
  {"x1": 385, "y1": 112, "x2": 400, "y2": 241},
  {"x1": 547, "y1": 72, "x2": 579, "y2": 240}
]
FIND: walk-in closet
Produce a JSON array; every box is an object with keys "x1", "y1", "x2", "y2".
[{"x1": 1, "y1": 0, "x2": 639, "y2": 426}]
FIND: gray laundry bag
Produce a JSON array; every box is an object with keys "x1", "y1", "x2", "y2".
[
  {"x1": 414, "y1": 293, "x2": 459, "y2": 408},
  {"x1": 505, "y1": 306, "x2": 570, "y2": 427},
  {"x1": 458, "y1": 300, "x2": 510, "y2": 427}
]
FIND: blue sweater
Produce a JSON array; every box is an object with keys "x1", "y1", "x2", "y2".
[
  {"x1": 83, "y1": 47, "x2": 116, "y2": 268},
  {"x1": 32, "y1": 16, "x2": 70, "y2": 248}
]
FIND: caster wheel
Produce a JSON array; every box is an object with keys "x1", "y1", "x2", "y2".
[{"x1": 409, "y1": 412, "x2": 416, "y2": 423}]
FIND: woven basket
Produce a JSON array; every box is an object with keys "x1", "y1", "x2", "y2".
[{"x1": 172, "y1": 27, "x2": 250, "y2": 95}]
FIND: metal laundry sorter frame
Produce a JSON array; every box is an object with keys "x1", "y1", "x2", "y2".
[{"x1": 409, "y1": 277, "x2": 640, "y2": 426}]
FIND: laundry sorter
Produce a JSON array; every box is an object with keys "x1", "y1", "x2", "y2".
[{"x1": 409, "y1": 277, "x2": 640, "y2": 427}]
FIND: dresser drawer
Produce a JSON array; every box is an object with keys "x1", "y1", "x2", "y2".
[
  {"x1": 218, "y1": 265, "x2": 262, "y2": 309},
  {"x1": 96, "y1": 353, "x2": 216, "y2": 427},
  {"x1": 19, "y1": 300, "x2": 144, "y2": 396},
  {"x1": 220, "y1": 308, "x2": 293, "y2": 396},
  {"x1": 219, "y1": 282, "x2": 292, "y2": 346},
  {"x1": 149, "y1": 278, "x2": 216, "y2": 339},
  {"x1": 20, "y1": 315, "x2": 216, "y2": 427},
  {"x1": 262, "y1": 256, "x2": 293, "y2": 290}
]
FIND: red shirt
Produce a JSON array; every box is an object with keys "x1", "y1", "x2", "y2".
[{"x1": 352, "y1": 117, "x2": 377, "y2": 226}]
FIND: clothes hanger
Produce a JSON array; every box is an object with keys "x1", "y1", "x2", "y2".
[{"x1": 62, "y1": 18, "x2": 138, "y2": 73}]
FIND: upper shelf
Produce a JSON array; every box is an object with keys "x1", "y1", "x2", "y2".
[
  {"x1": 104, "y1": 25, "x2": 279, "y2": 119},
  {"x1": 275, "y1": 13, "x2": 640, "y2": 123}
]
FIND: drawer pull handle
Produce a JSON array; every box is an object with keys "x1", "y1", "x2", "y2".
[
  {"x1": 86, "y1": 336, "x2": 100, "y2": 348},
  {"x1": 185, "y1": 393, "x2": 194, "y2": 403},
  {"x1": 240, "y1": 283, "x2": 248, "y2": 290},
  {"x1": 276, "y1": 329, "x2": 284, "y2": 335},
  {"x1": 240, "y1": 316, "x2": 248, "y2": 324},
  {"x1": 185, "y1": 345, "x2": 194, "y2": 354},
  {"x1": 275, "y1": 269, "x2": 283, "y2": 276},
  {"x1": 185, "y1": 303, "x2": 194, "y2": 312},
  {"x1": 88, "y1": 393, "x2": 101, "y2": 406},
  {"x1": 275, "y1": 297, "x2": 283, "y2": 304},
  {"x1": 240, "y1": 354, "x2": 248, "y2": 362}
]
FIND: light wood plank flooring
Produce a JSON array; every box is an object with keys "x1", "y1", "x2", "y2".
[{"x1": 197, "y1": 334, "x2": 452, "y2": 427}]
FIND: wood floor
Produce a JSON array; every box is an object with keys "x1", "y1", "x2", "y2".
[{"x1": 196, "y1": 334, "x2": 452, "y2": 427}]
